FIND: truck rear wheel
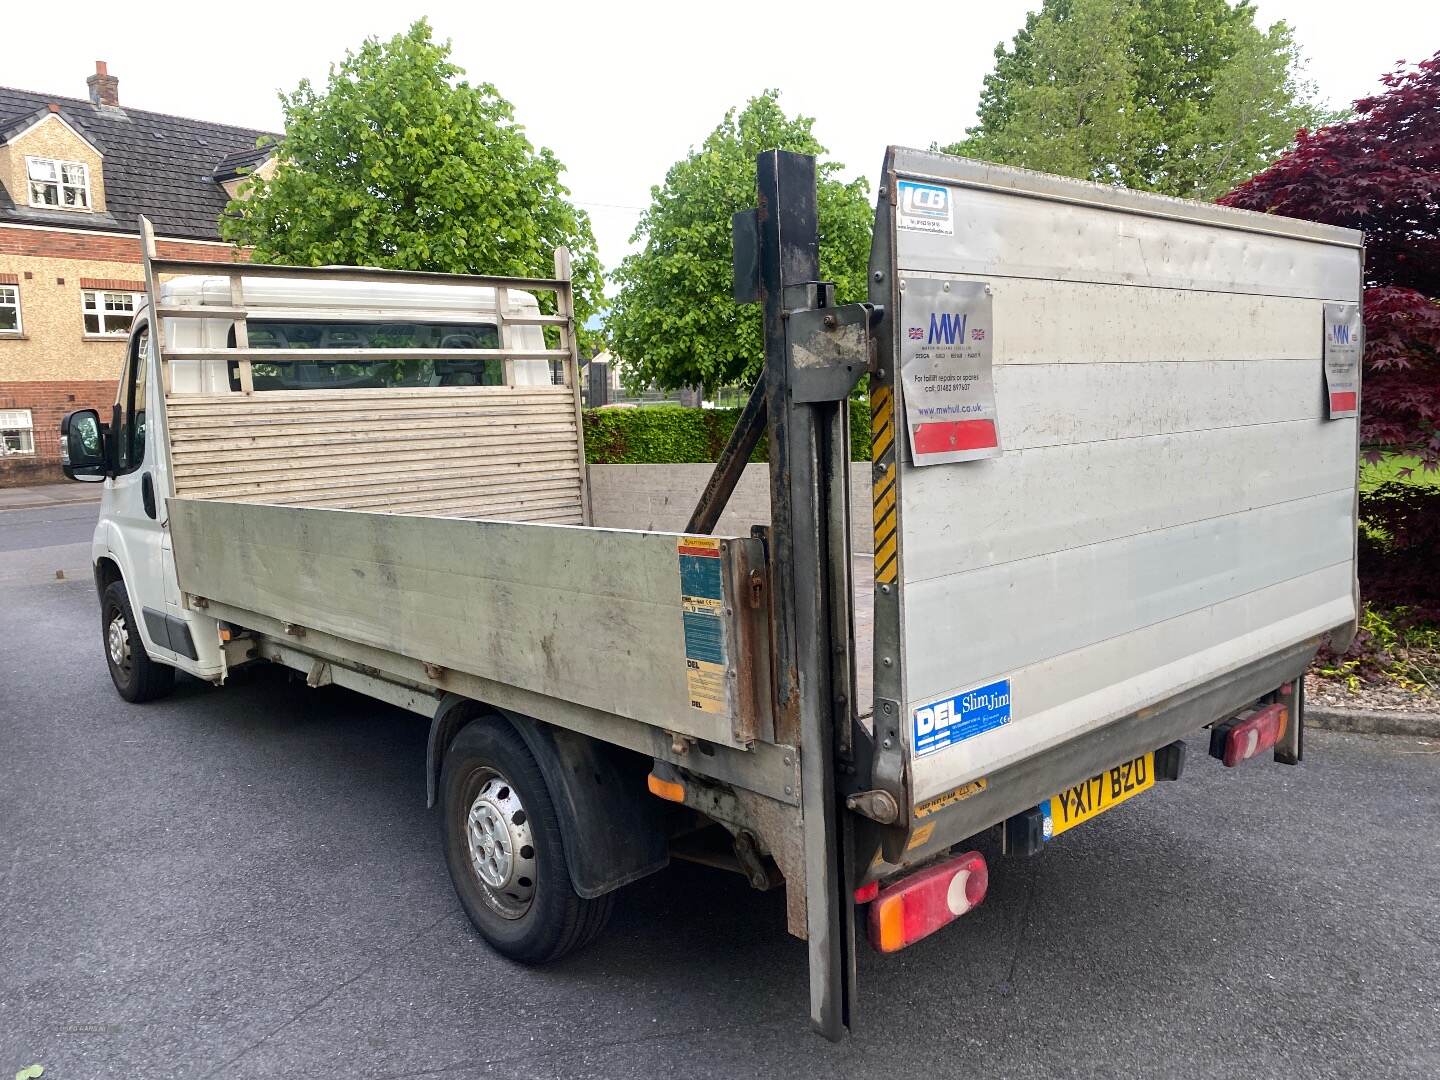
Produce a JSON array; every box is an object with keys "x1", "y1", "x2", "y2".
[
  {"x1": 439, "y1": 717, "x2": 614, "y2": 963},
  {"x1": 101, "y1": 580, "x2": 175, "y2": 703}
]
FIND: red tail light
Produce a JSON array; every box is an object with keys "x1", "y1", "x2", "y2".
[
  {"x1": 1210, "y1": 703, "x2": 1288, "y2": 767},
  {"x1": 867, "y1": 850, "x2": 988, "y2": 953}
]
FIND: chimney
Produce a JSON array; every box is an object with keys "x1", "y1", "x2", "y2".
[{"x1": 86, "y1": 61, "x2": 119, "y2": 107}]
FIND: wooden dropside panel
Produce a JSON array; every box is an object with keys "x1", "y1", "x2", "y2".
[{"x1": 166, "y1": 386, "x2": 584, "y2": 523}]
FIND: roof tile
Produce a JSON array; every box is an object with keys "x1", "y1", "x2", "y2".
[{"x1": 0, "y1": 85, "x2": 277, "y2": 241}]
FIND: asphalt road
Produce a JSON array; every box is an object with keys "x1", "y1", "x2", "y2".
[{"x1": 2, "y1": 503, "x2": 1438, "y2": 1079}]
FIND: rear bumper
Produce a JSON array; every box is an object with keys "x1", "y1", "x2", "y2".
[{"x1": 887, "y1": 637, "x2": 1322, "y2": 866}]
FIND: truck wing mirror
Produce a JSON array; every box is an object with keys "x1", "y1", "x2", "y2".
[{"x1": 61, "y1": 409, "x2": 108, "y2": 482}]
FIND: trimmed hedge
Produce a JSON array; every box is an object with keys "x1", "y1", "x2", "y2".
[
  {"x1": 583, "y1": 402, "x2": 872, "y2": 464},
  {"x1": 1358, "y1": 481, "x2": 1440, "y2": 623}
]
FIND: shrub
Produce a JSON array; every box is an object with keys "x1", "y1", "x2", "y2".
[
  {"x1": 1357, "y1": 481, "x2": 1440, "y2": 621},
  {"x1": 1222, "y1": 53, "x2": 1440, "y2": 467},
  {"x1": 583, "y1": 401, "x2": 872, "y2": 464},
  {"x1": 1315, "y1": 482, "x2": 1440, "y2": 687},
  {"x1": 1314, "y1": 605, "x2": 1440, "y2": 691}
]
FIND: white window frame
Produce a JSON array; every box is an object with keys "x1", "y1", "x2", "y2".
[
  {"x1": 0, "y1": 284, "x2": 20, "y2": 335},
  {"x1": 82, "y1": 290, "x2": 141, "y2": 336},
  {"x1": 26, "y1": 155, "x2": 91, "y2": 210},
  {"x1": 0, "y1": 409, "x2": 35, "y2": 456}
]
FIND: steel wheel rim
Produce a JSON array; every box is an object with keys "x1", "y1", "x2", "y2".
[
  {"x1": 107, "y1": 612, "x2": 131, "y2": 671},
  {"x1": 465, "y1": 769, "x2": 537, "y2": 919}
]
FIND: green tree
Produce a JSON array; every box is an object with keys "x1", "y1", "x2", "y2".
[
  {"x1": 607, "y1": 90, "x2": 873, "y2": 394},
  {"x1": 954, "y1": 0, "x2": 1138, "y2": 184},
  {"x1": 942, "y1": 0, "x2": 1329, "y2": 200},
  {"x1": 221, "y1": 19, "x2": 602, "y2": 330}
]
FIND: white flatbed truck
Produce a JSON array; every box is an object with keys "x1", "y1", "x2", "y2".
[{"x1": 61, "y1": 149, "x2": 1364, "y2": 1039}]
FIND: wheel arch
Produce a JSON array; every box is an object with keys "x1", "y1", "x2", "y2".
[
  {"x1": 93, "y1": 556, "x2": 171, "y2": 661},
  {"x1": 428, "y1": 694, "x2": 669, "y2": 899},
  {"x1": 94, "y1": 554, "x2": 124, "y2": 599}
]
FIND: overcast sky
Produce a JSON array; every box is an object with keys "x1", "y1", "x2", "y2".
[{"x1": 5, "y1": 0, "x2": 1429, "y2": 274}]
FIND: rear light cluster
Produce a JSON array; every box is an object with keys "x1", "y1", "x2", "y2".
[
  {"x1": 1209, "y1": 703, "x2": 1287, "y2": 767},
  {"x1": 864, "y1": 850, "x2": 988, "y2": 953}
]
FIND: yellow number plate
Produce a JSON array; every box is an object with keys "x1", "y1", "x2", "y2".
[{"x1": 1045, "y1": 752, "x2": 1154, "y2": 839}]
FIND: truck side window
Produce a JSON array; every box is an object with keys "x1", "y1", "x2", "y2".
[
  {"x1": 115, "y1": 326, "x2": 149, "y2": 472},
  {"x1": 225, "y1": 320, "x2": 502, "y2": 390}
]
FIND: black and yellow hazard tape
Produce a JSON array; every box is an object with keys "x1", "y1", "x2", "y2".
[
  {"x1": 871, "y1": 383, "x2": 894, "y2": 462},
  {"x1": 871, "y1": 384, "x2": 898, "y2": 585}
]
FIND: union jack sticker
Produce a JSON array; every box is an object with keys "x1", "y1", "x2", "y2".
[{"x1": 908, "y1": 326, "x2": 924, "y2": 340}]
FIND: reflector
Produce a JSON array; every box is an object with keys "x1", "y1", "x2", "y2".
[{"x1": 646, "y1": 772, "x2": 685, "y2": 802}]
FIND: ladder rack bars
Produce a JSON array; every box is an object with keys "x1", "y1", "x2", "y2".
[
  {"x1": 138, "y1": 215, "x2": 591, "y2": 524},
  {"x1": 138, "y1": 216, "x2": 583, "y2": 397}
]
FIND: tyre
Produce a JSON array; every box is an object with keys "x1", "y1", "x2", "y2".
[
  {"x1": 101, "y1": 579, "x2": 176, "y2": 703},
  {"x1": 439, "y1": 717, "x2": 614, "y2": 963}
]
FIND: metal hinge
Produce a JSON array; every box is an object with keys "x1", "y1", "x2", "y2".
[{"x1": 845, "y1": 788, "x2": 900, "y2": 824}]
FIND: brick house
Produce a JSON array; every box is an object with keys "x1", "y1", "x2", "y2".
[{"x1": 0, "y1": 62, "x2": 276, "y2": 484}]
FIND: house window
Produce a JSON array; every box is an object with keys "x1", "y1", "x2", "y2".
[
  {"x1": 0, "y1": 285, "x2": 19, "y2": 334},
  {"x1": 82, "y1": 290, "x2": 139, "y2": 335},
  {"x1": 27, "y1": 156, "x2": 91, "y2": 209},
  {"x1": 0, "y1": 409, "x2": 35, "y2": 456}
]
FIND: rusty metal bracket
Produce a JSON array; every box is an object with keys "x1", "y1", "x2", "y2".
[
  {"x1": 787, "y1": 302, "x2": 882, "y2": 404},
  {"x1": 866, "y1": 696, "x2": 911, "y2": 862},
  {"x1": 732, "y1": 830, "x2": 773, "y2": 890}
]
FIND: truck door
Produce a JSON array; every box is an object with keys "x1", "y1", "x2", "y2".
[{"x1": 107, "y1": 320, "x2": 176, "y2": 663}]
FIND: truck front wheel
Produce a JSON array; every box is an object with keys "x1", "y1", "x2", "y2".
[
  {"x1": 439, "y1": 717, "x2": 614, "y2": 963},
  {"x1": 101, "y1": 580, "x2": 175, "y2": 703}
]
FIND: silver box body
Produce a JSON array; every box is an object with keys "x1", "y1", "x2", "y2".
[{"x1": 884, "y1": 150, "x2": 1362, "y2": 804}]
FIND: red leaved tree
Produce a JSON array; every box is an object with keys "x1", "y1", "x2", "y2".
[{"x1": 1221, "y1": 51, "x2": 1440, "y2": 468}]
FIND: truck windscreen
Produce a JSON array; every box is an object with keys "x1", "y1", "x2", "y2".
[{"x1": 226, "y1": 320, "x2": 503, "y2": 391}]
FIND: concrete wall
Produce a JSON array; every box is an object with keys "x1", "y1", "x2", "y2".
[{"x1": 588, "y1": 462, "x2": 876, "y2": 554}]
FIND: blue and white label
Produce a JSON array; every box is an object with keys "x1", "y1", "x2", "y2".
[
  {"x1": 897, "y1": 180, "x2": 954, "y2": 235},
  {"x1": 912, "y1": 679, "x2": 1011, "y2": 757}
]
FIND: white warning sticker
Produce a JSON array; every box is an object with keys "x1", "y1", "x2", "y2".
[
  {"x1": 899, "y1": 277, "x2": 1001, "y2": 466},
  {"x1": 1322, "y1": 302, "x2": 1362, "y2": 419},
  {"x1": 896, "y1": 180, "x2": 954, "y2": 235}
]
